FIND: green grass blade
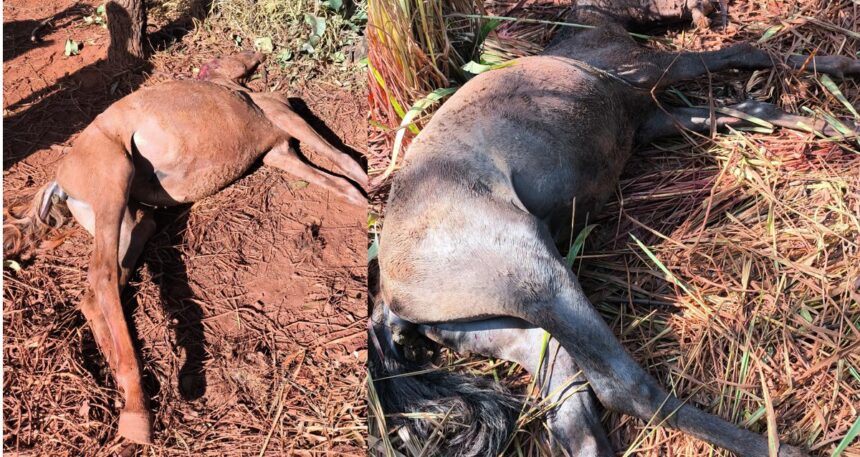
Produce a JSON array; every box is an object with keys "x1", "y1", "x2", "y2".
[
  {"x1": 758, "y1": 24, "x2": 783, "y2": 43},
  {"x1": 819, "y1": 74, "x2": 860, "y2": 120},
  {"x1": 715, "y1": 106, "x2": 775, "y2": 129},
  {"x1": 820, "y1": 110, "x2": 856, "y2": 138},
  {"x1": 536, "y1": 330, "x2": 551, "y2": 374},
  {"x1": 668, "y1": 87, "x2": 695, "y2": 107},
  {"x1": 478, "y1": 17, "x2": 502, "y2": 44},
  {"x1": 565, "y1": 224, "x2": 597, "y2": 269},
  {"x1": 831, "y1": 414, "x2": 860, "y2": 456},
  {"x1": 369, "y1": 62, "x2": 411, "y2": 127},
  {"x1": 630, "y1": 234, "x2": 705, "y2": 307}
]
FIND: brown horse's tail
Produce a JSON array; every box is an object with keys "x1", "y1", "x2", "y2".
[{"x1": 4, "y1": 181, "x2": 71, "y2": 261}]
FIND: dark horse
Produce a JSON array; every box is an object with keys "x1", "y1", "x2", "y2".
[{"x1": 370, "y1": 1, "x2": 858, "y2": 456}]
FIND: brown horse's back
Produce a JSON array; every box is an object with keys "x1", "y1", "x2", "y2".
[{"x1": 61, "y1": 80, "x2": 283, "y2": 206}]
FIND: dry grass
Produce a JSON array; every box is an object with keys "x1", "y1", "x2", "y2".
[{"x1": 367, "y1": 0, "x2": 860, "y2": 456}]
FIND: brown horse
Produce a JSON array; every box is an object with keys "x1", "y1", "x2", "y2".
[{"x1": 5, "y1": 51, "x2": 366, "y2": 444}]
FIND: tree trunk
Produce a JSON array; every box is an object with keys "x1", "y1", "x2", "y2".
[{"x1": 106, "y1": 0, "x2": 147, "y2": 66}]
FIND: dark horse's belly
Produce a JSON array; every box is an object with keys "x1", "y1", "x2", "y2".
[{"x1": 391, "y1": 55, "x2": 643, "y2": 239}]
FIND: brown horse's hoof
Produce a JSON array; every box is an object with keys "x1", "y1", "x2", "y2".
[{"x1": 118, "y1": 410, "x2": 153, "y2": 445}]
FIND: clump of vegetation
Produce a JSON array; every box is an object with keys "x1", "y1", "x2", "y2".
[
  {"x1": 366, "y1": 0, "x2": 582, "y2": 182},
  {"x1": 208, "y1": 0, "x2": 366, "y2": 79},
  {"x1": 367, "y1": 0, "x2": 493, "y2": 179}
]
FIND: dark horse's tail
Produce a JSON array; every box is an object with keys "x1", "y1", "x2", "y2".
[{"x1": 368, "y1": 289, "x2": 520, "y2": 456}]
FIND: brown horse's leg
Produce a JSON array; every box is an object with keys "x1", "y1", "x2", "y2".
[
  {"x1": 57, "y1": 134, "x2": 152, "y2": 445},
  {"x1": 263, "y1": 104, "x2": 367, "y2": 187},
  {"x1": 67, "y1": 199, "x2": 119, "y2": 370},
  {"x1": 112, "y1": 203, "x2": 156, "y2": 444},
  {"x1": 262, "y1": 143, "x2": 366, "y2": 206},
  {"x1": 91, "y1": 193, "x2": 152, "y2": 444},
  {"x1": 67, "y1": 198, "x2": 156, "y2": 390}
]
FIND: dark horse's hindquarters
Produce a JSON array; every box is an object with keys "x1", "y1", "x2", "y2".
[{"x1": 370, "y1": 1, "x2": 859, "y2": 456}]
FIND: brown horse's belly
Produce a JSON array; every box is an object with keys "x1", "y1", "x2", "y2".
[
  {"x1": 103, "y1": 81, "x2": 281, "y2": 206},
  {"x1": 129, "y1": 124, "x2": 274, "y2": 206}
]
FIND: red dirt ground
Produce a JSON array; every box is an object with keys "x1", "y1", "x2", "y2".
[{"x1": 3, "y1": 0, "x2": 367, "y2": 455}]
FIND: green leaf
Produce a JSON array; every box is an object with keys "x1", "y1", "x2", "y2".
[
  {"x1": 378, "y1": 87, "x2": 458, "y2": 181},
  {"x1": 254, "y1": 37, "x2": 274, "y2": 54},
  {"x1": 323, "y1": 0, "x2": 343, "y2": 11},
  {"x1": 368, "y1": 237, "x2": 379, "y2": 262},
  {"x1": 304, "y1": 13, "x2": 327, "y2": 38},
  {"x1": 302, "y1": 14, "x2": 326, "y2": 55},
  {"x1": 332, "y1": 51, "x2": 346, "y2": 63},
  {"x1": 462, "y1": 60, "x2": 493, "y2": 75},
  {"x1": 462, "y1": 59, "x2": 516, "y2": 76},
  {"x1": 276, "y1": 49, "x2": 293, "y2": 67},
  {"x1": 96, "y1": 3, "x2": 106, "y2": 15},
  {"x1": 798, "y1": 307, "x2": 814, "y2": 323},
  {"x1": 758, "y1": 24, "x2": 782, "y2": 43},
  {"x1": 64, "y1": 39, "x2": 80, "y2": 56},
  {"x1": 820, "y1": 74, "x2": 860, "y2": 120},
  {"x1": 831, "y1": 414, "x2": 860, "y2": 456},
  {"x1": 4, "y1": 260, "x2": 22, "y2": 272},
  {"x1": 350, "y1": 8, "x2": 367, "y2": 24}
]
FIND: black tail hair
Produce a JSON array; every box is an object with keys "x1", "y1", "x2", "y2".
[{"x1": 368, "y1": 292, "x2": 520, "y2": 457}]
